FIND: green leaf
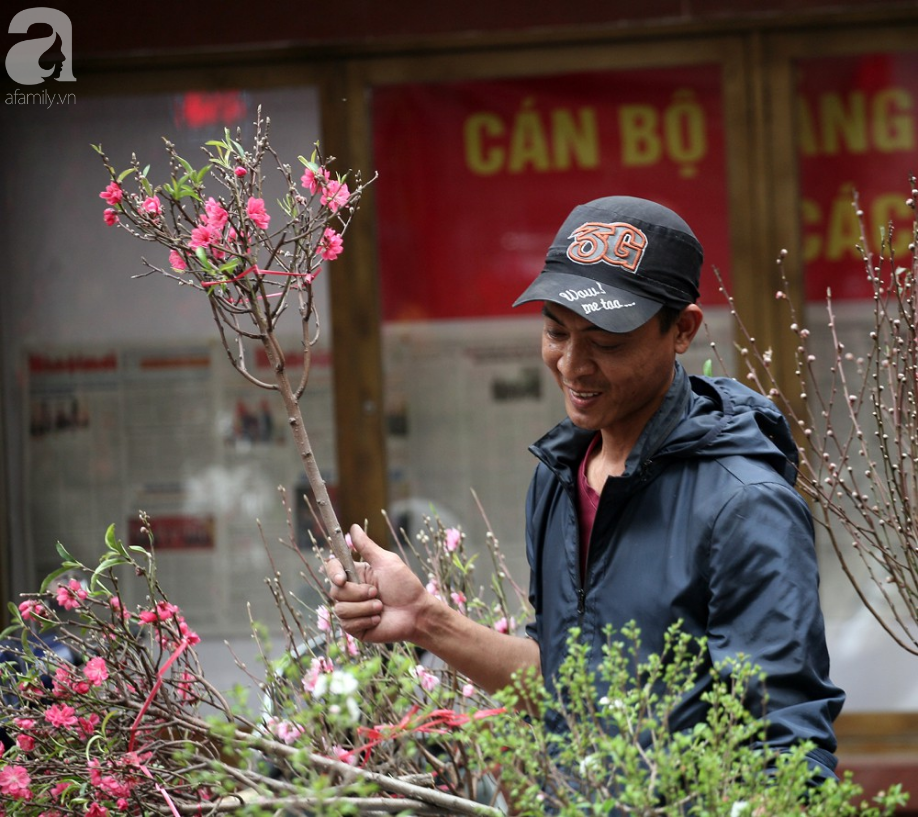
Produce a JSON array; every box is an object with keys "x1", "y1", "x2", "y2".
[
  {"x1": 178, "y1": 156, "x2": 194, "y2": 175},
  {"x1": 117, "y1": 168, "x2": 135, "y2": 183},
  {"x1": 194, "y1": 165, "x2": 211, "y2": 184},
  {"x1": 91, "y1": 556, "x2": 129, "y2": 587},
  {"x1": 195, "y1": 247, "x2": 216, "y2": 273},
  {"x1": 104, "y1": 522, "x2": 128, "y2": 557},
  {"x1": 39, "y1": 564, "x2": 77, "y2": 593},
  {"x1": 703, "y1": 359, "x2": 713, "y2": 377},
  {"x1": 55, "y1": 540, "x2": 74, "y2": 562},
  {"x1": 218, "y1": 259, "x2": 240, "y2": 274},
  {"x1": 2, "y1": 615, "x2": 25, "y2": 638}
]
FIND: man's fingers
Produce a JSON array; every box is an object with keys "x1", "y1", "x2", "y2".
[
  {"x1": 332, "y1": 598, "x2": 382, "y2": 636},
  {"x1": 324, "y1": 556, "x2": 347, "y2": 587},
  {"x1": 328, "y1": 574, "x2": 377, "y2": 603},
  {"x1": 325, "y1": 553, "x2": 371, "y2": 588},
  {"x1": 334, "y1": 598, "x2": 382, "y2": 620}
]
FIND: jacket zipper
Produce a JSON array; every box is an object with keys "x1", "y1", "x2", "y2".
[{"x1": 576, "y1": 461, "x2": 651, "y2": 626}]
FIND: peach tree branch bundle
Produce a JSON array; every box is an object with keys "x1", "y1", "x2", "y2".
[
  {"x1": 94, "y1": 108, "x2": 366, "y2": 581},
  {"x1": 711, "y1": 179, "x2": 918, "y2": 654}
]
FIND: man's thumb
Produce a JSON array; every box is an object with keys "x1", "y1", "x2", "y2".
[{"x1": 348, "y1": 523, "x2": 382, "y2": 561}]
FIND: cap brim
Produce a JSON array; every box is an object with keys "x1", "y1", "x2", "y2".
[{"x1": 513, "y1": 271, "x2": 663, "y2": 333}]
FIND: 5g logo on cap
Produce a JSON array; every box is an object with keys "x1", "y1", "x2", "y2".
[{"x1": 6, "y1": 8, "x2": 76, "y2": 85}]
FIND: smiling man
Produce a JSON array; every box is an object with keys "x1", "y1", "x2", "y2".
[{"x1": 327, "y1": 196, "x2": 844, "y2": 791}]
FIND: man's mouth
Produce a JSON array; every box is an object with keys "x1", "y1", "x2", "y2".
[{"x1": 569, "y1": 388, "x2": 601, "y2": 399}]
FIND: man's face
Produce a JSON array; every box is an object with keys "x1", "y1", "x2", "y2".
[{"x1": 541, "y1": 303, "x2": 690, "y2": 438}]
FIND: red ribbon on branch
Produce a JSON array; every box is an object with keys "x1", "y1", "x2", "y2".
[{"x1": 339, "y1": 704, "x2": 507, "y2": 766}]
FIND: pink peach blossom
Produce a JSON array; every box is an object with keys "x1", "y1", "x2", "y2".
[
  {"x1": 301, "y1": 165, "x2": 329, "y2": 194},
  {"x1": 317, "y1": 605, "x2": 331, "y2": 632},
  {"x1": 169, "y1": 249, "x2": 187, "y2": 270},
  {"x1": 302, "y1": 656, "x2": 334, "y2": 694},
  {"x1": 444, "y1": 527, "x2": 461, "y2": 552},
  {"x1": 333, "y1": 744, "x2": 357, "y2": 765},
  {"x1": 18, "y1": 599, "x2": 45, "y2": 621},
  {"x1": 189, "y1": 222, "x2": 216, "y2": 249},
  {"x1": 44, "y1": 703, "x2": 78, "y2": 729},
  {"x1": 88, "y1": 758, "x2": 103, "y2": 786},
  {"x1": 425, "y1": 578, "x2": 441, "y2": 599},
  {"x1": 318, "y1": 227, "x2": 343, "y2": 261},
  {"x1": 494, "y1": 616, "x2": 516, "y2": 634},
  {"x1": 141, "y1": 195, "x2": 162, "y2": 216},
  {"x1": 0, "y1": 764, "x2": 31, "y2": 799},
  {"x1": 177, "y1": 670, "x2": 197, "y2": 702},
  {"x1": 344, "y1": 633, "x2": 360, "y2": 656},
  {"x1": 179, "y1": 618, "x2": 200, "y2": 645},
  {"x1": 16, "y1": 733, "x2": 35, "y2": 752},
  {"x1": 321, "y1": 179, "x2": 350, "y2": 213},
  {"x1": 98, "y1": 773, "x2": 132, "y2": 799},
  {"x1": 99, "y1": 182, "x2": 122, "y2": 206},
  {"x1": 266, "y1": 716, "x2": 305, "y2": 745},
  {"x1": 55, "y1": 581, "x2": 83, "y2": 611},
  {"x1": 78, "y1": 712, "x2": 100, "y2": 737},
  {"x1": 50, "y1": 780, "x2": 72, "y2": 799},
  {"x1": 84, "y1": 656, "x2": 108, "y2": 686},
  {"x1": 246, "y1": 197, "x2": 270, "y2": 229},
  {"x1": 204, "y1": 197, "x2": 228, "y2": 230},
  {"x1": 234, "y1": 166, "x2": 247, "y2": 177},
  {"x1": 103, "y1": 208, "x2": 119, "y2": 226},
  {"x1": 156, "y1": 600, "x2": 180, "y2": 621},
  {"x1": 411, "y1": 664, "x2": 440, "y2": 692}
]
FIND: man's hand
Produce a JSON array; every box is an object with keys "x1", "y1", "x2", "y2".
[{"x1": 325, "y1": 524, "x2": 432, "y2": 644}]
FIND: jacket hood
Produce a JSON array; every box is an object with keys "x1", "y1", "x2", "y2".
[
  {"x1": 672, "y1": 371, "x2": 800, "y2": 486},
  {"x1": 532, "y1": 363, "x2": 800, "y2": 487}
]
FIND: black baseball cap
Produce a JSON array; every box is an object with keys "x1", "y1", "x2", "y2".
[{"x1": 513, "y1": 196, "x2": 703, "y2": 332}]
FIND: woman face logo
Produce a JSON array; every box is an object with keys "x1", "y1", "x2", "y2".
[{"x1": 6, "y1": 8, "x2": 76, "y2": 85}]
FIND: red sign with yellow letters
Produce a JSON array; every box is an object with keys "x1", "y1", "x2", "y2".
[
  {"x1": 797, "y1": 51, "x2": 918, "y2": 301},
  {"x1": 372, "y1": 65, "x2": 730, "y2": 322}
]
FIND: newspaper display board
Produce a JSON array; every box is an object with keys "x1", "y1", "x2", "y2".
[{"x1": 24, "y1": 340, "x2": 335, "y2": 635}]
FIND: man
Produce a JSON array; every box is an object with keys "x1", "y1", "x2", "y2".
[{"x1": 326, "y1": 196, "x2": 843, "y2": 782}]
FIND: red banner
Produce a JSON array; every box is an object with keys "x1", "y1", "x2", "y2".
[
  {"x1": 372, "y1": 65, "x2": 730, "y2": 323},
  {"x1": 797, "y1": 52, "x2": 918, "y2": 301},
  {"x1": 129, "y1": 515, "x2": 215, "y2": 550}
]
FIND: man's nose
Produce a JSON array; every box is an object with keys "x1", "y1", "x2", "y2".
[{"x1": 558, "y1": 339, "x2": 594, "y2": 378}]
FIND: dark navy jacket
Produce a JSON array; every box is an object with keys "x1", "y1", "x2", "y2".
[{"x1": 524, "y1": 363, "x2": 843, "y2": 777}]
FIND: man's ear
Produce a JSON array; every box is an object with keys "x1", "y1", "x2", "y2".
[{"x1": 674, "y1": 304, "x2": 704, "y2": 354}]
